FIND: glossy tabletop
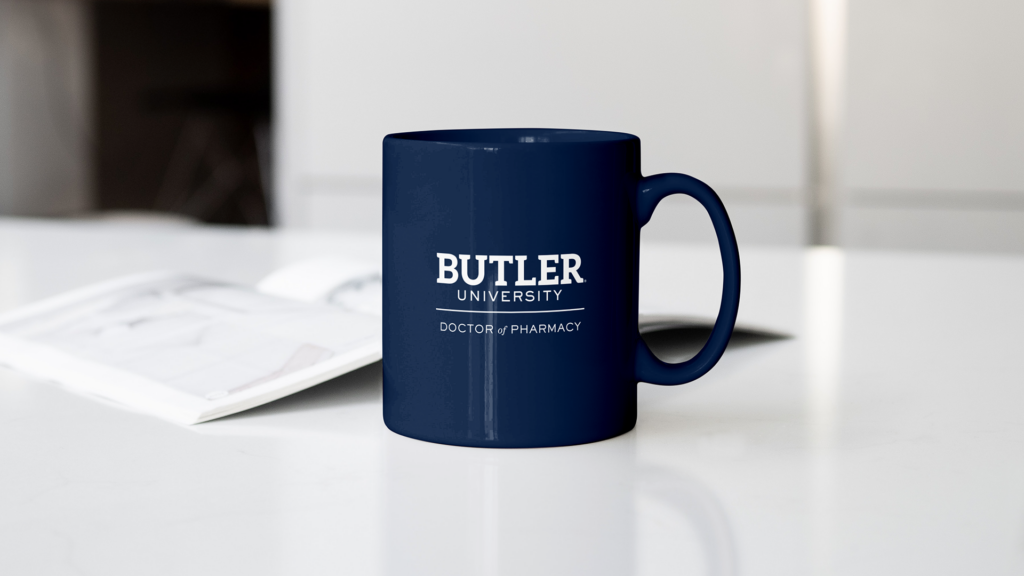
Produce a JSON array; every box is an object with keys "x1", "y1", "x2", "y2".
[{"x1": 1, "y1": 217, "x2": 1022, "y2": 575}]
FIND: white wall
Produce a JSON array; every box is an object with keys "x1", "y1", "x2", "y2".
[
  {"x1": 0, "y1": 0, "x2": 92, "y2": 217},
  {"x1": 275, "y1": 0, "x2": 810, "y2": 245},
  {"x1": 841, "y1": 0, "x2": 1024, "y2": 251}
]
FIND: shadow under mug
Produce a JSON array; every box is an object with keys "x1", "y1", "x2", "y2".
[{"x1": 382, "y1": 128, "x2": 740, "y2": 448}]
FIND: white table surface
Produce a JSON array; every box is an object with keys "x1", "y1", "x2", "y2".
[{"x1": 1, "y1": 217, "x2": 1022, "y2": 575}]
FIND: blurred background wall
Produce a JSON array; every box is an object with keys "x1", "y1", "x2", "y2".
[
  {"x1": 0, "y1": 0, "x2": 92, "y2": 217},
  {"x1": 275, "y1": 0, "x2": 1024, "y2": 251},
  {"x1": 841, "y1": 0, "x2": 1024, "y2": 252},
  {"x1": 0, "y1": 0, "x2": 1021, "y2": 252},
  {"x1": 274, "y1": 0, "x2": 810, "y2": 247}
]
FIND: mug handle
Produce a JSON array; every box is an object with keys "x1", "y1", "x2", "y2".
[{"x1": 633, "y1": 173, "x2": 741, "y2": 385}]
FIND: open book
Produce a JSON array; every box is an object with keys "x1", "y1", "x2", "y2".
[
  {"x1": 0, "y1": 256, "x2": 780, "y2": 425},
  {"x1": 0, "y1": 258, "x2": 383, "y2": 425}
]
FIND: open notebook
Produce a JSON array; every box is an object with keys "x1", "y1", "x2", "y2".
[
  {"x1": 0, "y1": 259, "x2": 383, "y2": 425},
  {"x1": 0, "y1": 257, "x2": 779, "y2": 425}
]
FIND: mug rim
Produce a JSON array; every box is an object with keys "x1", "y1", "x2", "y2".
[{"x1": 385, "y1": 128, "x2": 637, "y2": 146}]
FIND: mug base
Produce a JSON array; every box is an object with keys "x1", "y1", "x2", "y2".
[{"x1": 383, "y1": 419, "x2": 637, "y2": 449}]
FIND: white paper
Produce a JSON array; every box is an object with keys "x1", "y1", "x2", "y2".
[
  {"x1": 256, "y1": 256, "x2": 382, "y2": 316},
  {"x1": 0, "y1": 272, "x2": 381, "y2": 424}
]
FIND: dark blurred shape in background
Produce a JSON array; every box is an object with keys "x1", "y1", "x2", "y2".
[{"x1": 95, "y1": 1, "x2": 272, "y2": 226}]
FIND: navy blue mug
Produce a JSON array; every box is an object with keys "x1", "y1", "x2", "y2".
[{"x1": 383, "y1": 129, "x2": 740, "y2": 448}]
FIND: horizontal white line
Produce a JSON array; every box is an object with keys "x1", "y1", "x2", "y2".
[{"x1": 436, "y1": 307, "x2": 584, "y2": 314}]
